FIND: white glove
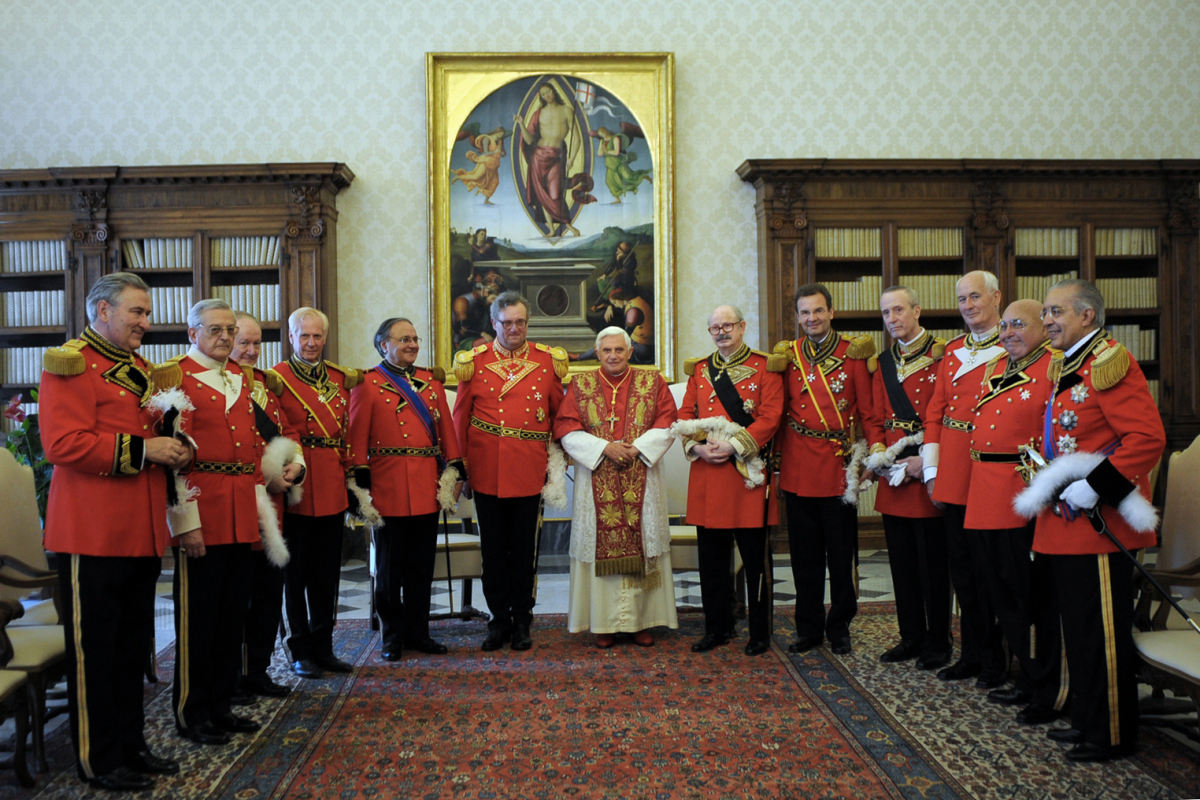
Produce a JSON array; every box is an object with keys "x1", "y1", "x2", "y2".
[
  {"x1": 1060, "y1": 479, "x2": 1099, "y2": 512},
  {"x1": 888, "y1": 463, "x2": 907, "y2": 487}
]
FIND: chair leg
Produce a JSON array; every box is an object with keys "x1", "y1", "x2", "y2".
[
  {"x1": 11, "y1": 689, "x2": 32, "y2": 788},
  {"x1": 24, "y1": 676, "x2": 45, "y2": 773}
]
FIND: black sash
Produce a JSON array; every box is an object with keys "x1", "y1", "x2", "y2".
[
  {"x1": 711, "y1": 366, "x2": 756, "y2": 428},
  {"x1": 253, "y1": 399, "x2": 282, "y2": 443},
  {"x1": 879, "y1": 351, "x2": 921, "y2": 459}
]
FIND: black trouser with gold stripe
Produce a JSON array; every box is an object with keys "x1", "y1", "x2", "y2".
[
  {"x1": 374, "y1": 513, "x2": 439, "y2": 649},
  {"x1": 474, "y1": 492, "x2": 541, "y2": 633},
  {"x1": 242, "y1": 548, "x2": 287, "y2": 680},
  {"x1": 1051, "y1": 552, "x2": 1138, "y2": 748},
  {"x1": 696, "y1": 527, "x2": 773, "y2": 641},
  {"x1": 944, "y1": 504, "x2": 1005, "y2": 675},
  {"x1": 785, "y1": 493, "x2": 857, "y2": 643},
  {"x1": 881, "y1": 514, "x2": 952, "y2": 654},
  {"x1": 56, "y1": 553, "x2": 159, "y2": 780},
  {"x1": 173, "y1": 543, "x2": 252, "y2": 730},
  {"x1": 282, "y1": 512, "x2": 345, "y2": 660}
]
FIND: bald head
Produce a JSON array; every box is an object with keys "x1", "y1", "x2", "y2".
[
  {"x1": 999, "y1": 299, "x2": 1047, "y2": 360},
  {"x1": 707, "y1": 304, "x2": 747, "y2": 357}
]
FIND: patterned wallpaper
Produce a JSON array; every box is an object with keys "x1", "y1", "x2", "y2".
[{"x1": 2, "y1": 0, "x2": 1198, "y2": 370}]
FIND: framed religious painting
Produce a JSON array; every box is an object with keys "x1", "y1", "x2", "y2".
[{"x1": 427, "y1": 52, "x2": 675, "y2": 382}]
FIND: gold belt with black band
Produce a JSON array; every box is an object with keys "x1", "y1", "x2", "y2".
[
  {"x1": 469, "y1": 416, "x2": 551, "y2": 442},
  {"x1": 970, "y1": 450, "x2": 1023, "y2": 463},
  {"x1": 193, "y1": 460, "x2": 255, "y2": 475},
  {"x1": 884, "y1": 418, "x2": 923, "y2": 432},
  {"x1": 942, "y1": 415, "x2": 975, "y2": 433},
  {"x1": 787, "y1": 417, "x2": 849, "y2": 442},
  {"x1": 369, "y1": 446, "x2": 441, "y2": 458},
  {"x1": 300, "y1": 435, "x2": 344, "y2": 449}
]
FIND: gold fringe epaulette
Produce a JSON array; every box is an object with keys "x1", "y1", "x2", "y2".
[
  {"x1": 1091, "y1": 341, "x2": 1130, "y2": 391},
  {"x1": 845, "y1": 334, "x2": 877, "y2": 360},
  {"x1": 538, "y1": 343, "x2": 569, "y2": 379},
  {"x1": 1047, "y1": 350, "x2": 1064, "y2": 385},
  {"x1": 326, "y1": 361, "x2": 364, "y2": 390},
  {"x1": 429, "y1": 366, "x2": 446, "y2": 383},
  {"x1": 930, "y1": 339, "x2": 947, "y2": 360},
  {"x1": 151, "y1": 357, "x2": 184, "y2": 392},
  {"x1": 683, "y1": 357, "x2": 702, "y2": 377},
  {"x1": 765, "y1": 353, "x2": 788, "y2": 373},
  {"x1": 772, "y1": 340, "x2": 792, "y2": 355},
  {"x1": 43, "y1": 339, "x2": 86, "y2": 376},
  {"x1": 263, "y1": 368, "x2": 284, "y2": 396},
  {"x1": 453, "y1": 344, "x2": 487, "y2": 382},
  {"x1": 238, "y1": 364, "x2": 255, "y2": 385},
  {"x1": 867, "y1": 355, "x2": 879, "y2": 374}
]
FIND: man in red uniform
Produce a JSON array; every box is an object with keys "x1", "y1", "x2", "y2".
[
  {"x1": 1015, "y1": 279, "x2": 1165, "y2": 762},
  {"x1": 349, "y1": 316, "x2": 463, "y2": 660},
  {"x1": 866, "y1": 286, "x2": 951, "y2": 669},
  {"x1": 41, "y1": 272, "x2": 189, "y2": 791},
  {"x1": 964, "y1": 300, "x2": 1068, "y2": 725},
  {"x1": 268, "y1": 307, "x2": 364, "y2": 678},
  {"x1": 674, "y1": 304, "x2": 785, "y2": 656},
  {"x1": 921, "y1": 270, "x2": 1008, "y2": 685},
  {"x1": 453, "y1": 291, "x2": 566, "y2": 651},
  {"x1": 157, "y1": 298, "x2": 268, "y2": 745},
  {"x1": 231, "y1": 312, "x2": 305, "y2": 699},
  {"x1": 773, "y1": 284, "x2": 874, "y2": 656}
]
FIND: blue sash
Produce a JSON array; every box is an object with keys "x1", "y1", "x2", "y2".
[{"x1": 377, "y1": 363, "x2": 446, "y2": 471}]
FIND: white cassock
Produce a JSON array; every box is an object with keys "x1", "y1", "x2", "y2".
[{"x1": 561, "y1": 425, "x2": 680, "y2": 634}]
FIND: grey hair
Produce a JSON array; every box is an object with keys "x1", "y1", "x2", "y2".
[
  {"x1": 373, "y1": 317, "x2": 413, "y2": 357},
  {"x1": 491, "y1": 291, "x2": 530, "y2": 320},
  {"x1": 1050, "y1": 278, "x2": 1106, "y2": 328},
  {"x1": 85, "y1": 272, "x2": 150, "y2": 323},
  {"x1": 881, "y1": 285, "x2": 920, "y2": 307},
  {"x1": 960, "y1": 269, "x2": 1000, "y2": 294},
  {"x1": 234, "y1": 311, "x2": 261, "y2": 327},
  {"x1": 594, "y1": 325, "x2": 632, "y2": 350},
  {"x1": 288, "y1": 306, "x2": 330, "y2": 336},
  {"x1": 710, "y1": 304, "x2": 744, "y2": 323},
  {"x1": 188, "y1": 298, "x2": 232, "y2": 329}
]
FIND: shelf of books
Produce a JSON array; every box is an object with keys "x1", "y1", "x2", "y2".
[
  {"x1": 1013, "y1": 227, "x2": 1080, "y2": 303},
  {"x1": 1095, "y1": 227, "x2": 1160, "y2": 405},
  {"x1": 896, "y1": 227, "x2": 965, "y2": 316},
  {"x1": 210, "y1": 235, "x2": 282, "y2": 331},
  {"x1": 812, "y1": 228, "x2": 884, "y2": 330},
  {"x1": 0, "y1": 240, "x2": 71, "y2": 414}
]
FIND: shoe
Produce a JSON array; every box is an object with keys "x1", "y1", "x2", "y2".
[
  {"x1": 1066, "y1": 742, "x2": 1136, "y2": 762},
  {"x1": 1047, "y1": 727, "x2": 1086, "y2": 744},
  {"x1": 230, "y1": 688, "x2": 257, "y2": 706},
  {"x1": 691, "y1": 632, "x2": 733, "y2": 653},
  {"x1": 511, "y1": 623, "x2": 532, "y2": 651},
  {"x1": 987, "y1": 686, "x2": 1032, "y2": 706},
  {"x1": 595, "y1": 634, "x2": 616, "y2": 649},
  {"x1": 916, "y1": 649, "x2": 952, "y2": 671},
  {"x1": 632, "y1": 630, "x2": 654, "y2": 647},
  {"x1": 744, "y1": 638, "x2": 771, "y2": 656},
  {"x1": 481, "y1": 629, "x2": 509, "y2": 652},
  {"x1": 937, "y1": 660, "x2": 981, "y2": 682},
  {"x1": 244, "y1": 674, "x2": 292, "y2": 697},
  {"x1": 829, "y1": 636, "x2": 852, "y2": 655},
  {"x1": 212, "y1": 711, "x2": 261, "y2": 733},
  {"x1": 410, "y1": 637, "x2": 449, "y2": 655},
  {"x1": 313, "y1": 655, "x2": 353, "y2": 673},
  {"x1": 381, "y1": 648, "x2": 403, "y2": 661},
  {"x1": 879, "y1": 640, "x2": 923, "y2": 663},
  {"x1": 86, "y1": 766, "x2": 155, "y2": 790},
  {"x1": 975, "y1": 671, "x2": 1008, "y2": 689},
  {"x1": 787, "y1": 635, "x2": 823, "y2": 654},
  {"x1": 1016, "y1": 704, "x2": 1061, "y2": 725},
  {"x1": 292, "y1": 659, "x2": 323, "y2": 679},
  {"x1": 127, "y1": 749, "x2": 179, "y2": 775},
  {"x1": 178, "y1": 722, "x2": 233, "y2": 745}
]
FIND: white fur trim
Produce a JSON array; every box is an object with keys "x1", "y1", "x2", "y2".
[
  {"x1": 260, "y1": 436, "x2": 305, "y2": 506},
  {"x1": 1012, "y1": 450, "x2": 1159, "y2": 532},
  {"x1": 149, "y1": 388, "x2": 201, "y2": 517},
  {"x1": 437, "y1": 468, "x2": 459, "y2": 514},
  {"x1": 669, "y1": 417, "x2": 765, "y2": 489},
  {"x1": 542, "y1": 441, "x2": 569, "y2": 510},
  {"x1": 842, "y1": 439, "x2": 869, "y2": 506},
  {"x1": 865, "y1": 431, "x2": 924, "y2": 474},
  {"x1": 1118, "y1": 487, "x2": 1160, "y2": 533},
  {"x1": 287, "y1": 483, "x2": 304, "y2": 507},
  {"x1": 255, "y1": 483, "x2": 289, "y2": 566},
  {"x1": 346, "y1": 476, "x2": 383, "y2": 530},
  {"x1": 147, "y1": 387, "x2": 194, "y2": 417}
]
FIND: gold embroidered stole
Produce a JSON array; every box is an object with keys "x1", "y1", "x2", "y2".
[{"x1": 574, "y1": 368, "x2": 659, "y2": 577}]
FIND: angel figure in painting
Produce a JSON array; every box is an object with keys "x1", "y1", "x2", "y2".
[
  {"x1": 592, "y1": 124, "x2": 653, "y2": 204},
  {"x1": 451, "y1": 125, "x2": 509, "y2": 205}
]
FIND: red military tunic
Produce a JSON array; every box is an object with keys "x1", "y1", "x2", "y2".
[
  {"x1": 349, "y1": 364, "x2": 463, "y2": 517},
  {"x1": 251, "y1": 367, "x2": 305, "y2": 522},
  {"x1": 162, "y1": 352, "x2": 264, "y2": 546},
  {"x1": 867, "y1": 331, "x2": 945, "y2": 518},
  {"x1": 452, "y1": 340, "x2": 565, "y2": 498},
  {"x1": 923, "y1": 330, "x2": 1006, "y2": 506},
  {"x1": 1032, "y1": 332, "x2": 1165, "y2": 555},
  {"x1": 774, "y1": 333, "x2": 875, "y2": 498},
  {"x1": 964, "y1": 343, "x2": 1055, "y2": 530},
  {"x1": 41, "y1": 329, "x2": 170, "y2": 557},
  {"x1": 268, "y1": 358, "x2": 361, "y2": 517},
  {"x1": 677, "y1": 345, "x2": 785, "y2": 528}
]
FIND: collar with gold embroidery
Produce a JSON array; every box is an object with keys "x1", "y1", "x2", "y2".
[
  {"x1": 83, "y1": 326, "x2": 152, "y2": 404},
  {"x1": 493, "y1": 341, "x2": 529, "y2": 360},
  {"x1": 289, "y1": 356, "x2": 339, "y2": 403},
  {"x1": 1060, "y1": 330, "x2": 1107, "y2": 378},
  {"x1": 893, "y1": 328, "x2": 932, "y2": 365},
  {"x1": 802, "y1": 333, "x2": 839, "y2": 365},
  {"x1": 1004, "y1": 340, "x2": 1051, "y2": 379},
  {"x1": 711, "y1": 343, "x2": 751, "y2": 373},
  {"x1": 966, "y1": 328, "x2": 1001, "y2": 354}
]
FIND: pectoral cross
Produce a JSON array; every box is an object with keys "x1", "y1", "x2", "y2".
[{"x1": 606, "y1": 408, "x2": 620, "y2": 433}]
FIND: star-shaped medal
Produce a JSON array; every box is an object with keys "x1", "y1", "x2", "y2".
[
  {"x1": 1056, "y1": 434, "x2": 1078, "y2": 454},
  {"x1": 830, "y1": 375, "x2": 846, "y2": 394},
  {"x1": 1058, "y1": 410, "x2": 1078, "y2": 431},
  {"x1": 743, "y1": 399, "x2": 756, "y2": 413},
  {"x1": 1070, "y1": 385, "x2": 1089, "y2": 404},
  {"x1": 806, "y1": 372, "x2": 816, "y2": 382},
  {"x1": 534, "y1": 392, "x2": 543, "y2": 401},
  {"x1": 1020, "y1": 389, "x2": 1031, "y2": 401},
  {"x1": 748, "y1": 383, "x2": 758, "y2": 392},
  {"x1": 927, "y1": 374, "x2": 937, "y2": 383}
]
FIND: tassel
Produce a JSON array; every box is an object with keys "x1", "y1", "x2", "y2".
[
  {"x1": 841, "y1": 439, "x2": 869, "y2": 505},
  {"x1": 436, "y1": 468, "x2": 458, "y2": 513},
  {"x1": 255, "y1": 484, "x2": 290, "y2": 566}
]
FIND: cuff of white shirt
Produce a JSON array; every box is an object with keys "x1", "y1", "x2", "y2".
[
  {"x1": 167, "y1": 501, "x2": 201, "y2": 538},
  {"x1": 920, "y1": 443, "x2": 939, "y2": 484}
]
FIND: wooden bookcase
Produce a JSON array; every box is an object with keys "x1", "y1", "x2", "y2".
[
  {"x1": 0, "y1": 163, "x2": 354, "y2": 424},
  {"x1": 737, "y1": 159, "x2": 1200, "y2": 544}
]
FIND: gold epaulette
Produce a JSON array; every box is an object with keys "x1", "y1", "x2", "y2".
[
  {"x1": 683, "y1": 357, "x2": 702, "y2": 377},
  {"x1": 263, "y1": 368, "x2": 284, "y2": 396},
  {"x1": 845, "y1": 334, "x2": 877, "y2": 360},
  {"x1": 772, "y1": 340, "x2": 792, "y2": 355},
  {"x1": 43, "y1": 339, "x2": 86, "y2": 377},
  {"x1": 536, "y1": 342, "x2": 570, "y2": 379},
  {"x1": 867, "y1": 355, "x2": 879, "y2": 374},
  {"x1": 151, "y1": 356, "x2": 184, "y2": 392},
  {"x1": 1047, "y1": 350, "x2": 1064, "y2": 385},
  {"x1": 238, "y1": 364, "x2": 255, "y2": 385},
  {"x1": 930, "y1": 339, "x2": 947, "y2": 360},
  {"x1": 429, "y1": 366, "x2": 446, "y2": 383},
  {"x1": 325, "y1": 361, "x2": 364, "y2": 390},
  {"x1": 765, "y1": 353, "x2": 788, "y2": 373},
  {"x1": 453, "y1": 344, "x2": 488, "y2": 382},
  {"x1": 1091, "y1": 340, "x2": 1130, "y2": 391}
]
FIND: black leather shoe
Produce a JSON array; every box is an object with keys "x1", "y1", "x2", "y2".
[
  {"x1": 313, "y1": 655, "x2": 353, "y2": 673},
  {"x1": 937, "y1": 660, "x2": 981, "y2": 681},
  {"x1": 481, "y1": 629, "x2": 509, "y2": 652},
  {"x1": 245, "y1": 674, "x2": 292, "y2": 697},
  {"x1": 511, "y1": 624, "x2": 532, "y2": 651},
  {"x1": 1066, "y1": 742, "x2": 1135, "y2": 762},
  {"x1": 1016, "y1": 704, "x2": 1061, "y2": 725},
  {"x1": 178, "y1": 722, "x2": 233, "y2": 745},
  {"x1": 230, "y1": 688, "x2": 257, "y2": 706},
  {"x1": 127, "y1": 749, "x2": 179, "y2": 775},
  {"x1": 86, "y1": 766, "x2": 155, "y2": 790},
  {"x1": 292, "y1": 659, "x2": 323, "y2": 679},
  {"x1": 744, "y1": 638, "x2": 770, "y2": 656},
  {"x1": 829, "y1": 636, "x2": 852, "y2": 655},
  {"x1": 916, "y1": 648, "x2": 952, "y2": 671},
  {"x1": 879, "y1": 640, "x2": 922, "y2": 663},
  {"x1": 411, "y1": 637, "x2": 449, "y2": 655},
  {"x1": 787, "y1": 635, "x2": 823, "y2": 653},
  {"x1": 987, "y1": 686, "x2": 1032, "y2": 706},
  {"x1": 691, "y1": 632, "x2": 733, "y2": 653},
  {"x1": 1047, "y1": 727, "x2": 1085, "y2": 744},
  {"x1": 381, "y1": 648, "x2": 403, "y2": 661},
  {"x1": 212, "y1": 711, "x2": 261, "y2": 733},
  {"x1": 975, "y1": 671, "x2": 1008, "y2": 689}
]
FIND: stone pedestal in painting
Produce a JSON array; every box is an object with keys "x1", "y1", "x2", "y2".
[{"x1": 488, "y1": 259, "x2": 602, "y2": 352}]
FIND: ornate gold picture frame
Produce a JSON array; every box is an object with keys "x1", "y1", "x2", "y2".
[{"x1": 427, "y1": 52, "x2": 675, "y2": 382}]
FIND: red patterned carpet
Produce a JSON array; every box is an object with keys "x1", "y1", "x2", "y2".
[{"x1": 9, "y1": 606, "x2": 1200, "y2": 799}]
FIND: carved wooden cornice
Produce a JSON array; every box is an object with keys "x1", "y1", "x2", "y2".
[
  {"x1": 1166, "y1": 178, "x2": 1200, "y2": 232},
  {"x1": 76, "y1": 190, "x2": 106, "y2": 221},
  {"x1": 286, "y1": 184, "x2": 325, "y2": 242},
  {"x1": 971, "y1": 179, "x2": 1009, "y2": 237},
  {"x1": 768, "y1": 180, "x2": 808, "y2": 234},
  {"x1": 70, "y1": 222, "x2": 108, "y2": 247}
]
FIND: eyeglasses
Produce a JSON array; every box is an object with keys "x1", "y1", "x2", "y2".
[
  {"x1": 707, "y1": 322, "x2": 741, "y2": 336},
  {"x1": 202, "y1": 325, "x2": 238, "y2": 337},
  {"x1": 999, "y1": 320, "x2": 1028, "y2": 332},
  {"x1": 497, "y1": 319, "x2": 528, "y2": 329},
  {"x1": 1040, "y1": 306, "x2": 1068, "y2": 321},
  {"x1": 389, "y1": 336, "x2": 420, "y2": 345}
]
